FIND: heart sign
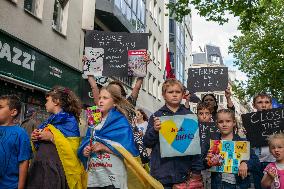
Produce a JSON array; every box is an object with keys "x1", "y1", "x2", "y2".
[{"x1": 159, "y1": 114, "x2": 201, "y2": 158}]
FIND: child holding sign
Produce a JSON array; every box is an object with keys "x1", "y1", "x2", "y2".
[
  {"x1": 204, "y1": 109, "x2": 260, "y2": 189},
  {"x1": 144, "y1": 79, "x2": 203, "y2": 188},
  {"x1": 261, "y1": 133, "x2": 284, "y2": 189}
]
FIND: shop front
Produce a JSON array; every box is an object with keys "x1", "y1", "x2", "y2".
[{"x1": 0, "y1": 29, "x2": 83, "y2": 123}]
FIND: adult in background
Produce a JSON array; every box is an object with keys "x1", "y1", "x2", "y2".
[
  {"x1": 135, "y1": 108, "x2": 149, "y2": 137},
  {"x1": 21, "y1": 108, "x2": 37, "y2": 138},
  {"x1": 201, "y1": 87, "x2": 235, "y2": 120}
]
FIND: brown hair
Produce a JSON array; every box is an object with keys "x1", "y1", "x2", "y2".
[
  {"x1": 0, "y1": 95, "x2": 21, "y2": 118},
  {"x1": 137, "y1": 108, "x2": 148, "y2": 122},
  {"x1": 267, "y1": 133, "x2": 284, "y2": 148},
  {"x1": 109, "y1": 80, "x2": 127, "y2": 97},
  {"x1": 253, "y1": 93, "x2": 272, "y2": 104},
  {"x1": 216, "y1": 109, "x2": 236, "y2": 122},
  {"x1": 197, "y1": 102, "x2": 214, "y2": 114},
  {"x1": 162, "y1": 78, "x2": 184, "y2": 95},
  {"x1": 46, "y1": 86, "x2": 82, "y2": 122},
  {"x1": 100, "y1": 85, "x2": 135, "y2": 120}
]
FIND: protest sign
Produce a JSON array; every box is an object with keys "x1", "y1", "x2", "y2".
[
  {"x1": 187, "y1": 67, "x2": 228, "y2": 92},
  {"x1": 84, "y1": 30, "x2": 148, "y2": 77},
  {"x1": 159, "y1": 114, "x2": 201, "y2": 158},
  {"x1": 128, "y1": 49, "x2": 147, "y2": 77},
  {"x1": 199, "y1": 122, "x2": 219, "y2": 145},
  {"x1": 209, "y1": 140, "x2": 250, "y2": 174},
  {"x1": 242, "y1": 108, "x2": 284, "y2": 147}
]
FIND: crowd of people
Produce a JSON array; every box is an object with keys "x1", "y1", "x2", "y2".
[{"x1": 0, "y1": 70, "x2": 283, "y2": 189}]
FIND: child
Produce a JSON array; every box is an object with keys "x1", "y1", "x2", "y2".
[
  {"x1": 78, "y1": 85, "x2": 140, "y2": 188},
  {"x1": 143, "y1": 78, "x2": 203, "y2": 188},
  {"x1": 204, "y1": 109, "x2": 259, "y2": 189},
  {"x1": 197, "y1": 102, "x2": 213, "y2": 123},
  {"x1": 26, "y1": 86, "x2": 86, "y2": 189},
  {"x1": 252, "y1": 93, "x2": 274, "y2": 189},
  {"x1": 197, "y1": 102, "x2": 214, "y2": 189},
  {"x1": 0, "y1": 95, "x2": 32, "y2": 189},
  {"x1": 261, "y1": 133, "x2": 284, "y2": 188}
]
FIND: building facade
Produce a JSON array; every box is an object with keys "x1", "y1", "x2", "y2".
[
  {"x1": 0, "y1": 0, "x2": 95, "y2": 121},
  {"x1": 169, "y1": 1, "x2": 193, "y2": 86}
]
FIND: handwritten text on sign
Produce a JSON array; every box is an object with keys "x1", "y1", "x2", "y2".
[
  {"x1": 159, "y1": 114, "x2": 201, "y2": 158},
  {"x1": 242, "y1": 108, "x2": 284, "y2": 147},
  {"x1": 209, "y1": 140, "x2": 250, "y2": 174},
  {"x1": 84, "y1": 30, "x2": 148, "y2": 77},
  {"x1": 187, "y1": 67, "x2": 228, "y2": 92},
  {"x1": 199, "y1": 122, "x2": 219, "y2": 145}
]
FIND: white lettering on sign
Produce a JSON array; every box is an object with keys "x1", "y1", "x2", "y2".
[{"x1": 0, "y1": 41, "x2": 36, "y2": 71}]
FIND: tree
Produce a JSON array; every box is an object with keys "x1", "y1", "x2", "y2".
[
  {"x1": 168, "y1": 0, "x2": 283, "y2": 103},
  {"x1": 167, "y1": 0, "x2": 271, "y2": 31},
  {"x1": 229, "y1": 0, "x2": 284, "y2": 103}
]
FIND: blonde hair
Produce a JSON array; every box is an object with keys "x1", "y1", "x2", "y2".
[
  {"x1": 162, "y1": 78, "x2": 184, "y2": 95},
  {"x1": 267, "y1": 133, "x2": 284, "y2": 147},
  {"x1": 100, "y1": 85, "x2": 135, "y2": 121}
]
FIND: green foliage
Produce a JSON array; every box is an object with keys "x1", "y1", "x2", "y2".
[
  {"x1": 167, "y1": 0, "x2": 271, "y2": 31},
  {"x1": 229, "y1": 0, "x2": 284, "y2": 103}
]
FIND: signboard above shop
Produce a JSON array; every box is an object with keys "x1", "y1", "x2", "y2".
[{"x1": 0, "y1": 30, "x2": 82, "y2": 95}]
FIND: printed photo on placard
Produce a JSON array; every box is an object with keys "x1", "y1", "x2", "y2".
[
  {"x1": 159, "y1": 114, "x2": 201, "y2": 158},
  {"x1": 128, "y1": 49, "x2": 147, "y2": 77},
  {"x1": 209, "y1": 140, "x2": 250, "y2": 174},
  {"x1": 83, "y1": 47, "x2": 104, "y2": 77}
]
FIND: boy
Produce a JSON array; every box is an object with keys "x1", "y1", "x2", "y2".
[
  {"x1": 197, "y1": 102, "x2": 214, "y2": 189},
  {"x1": 251, "y1": 93, "x2": 274, "y2": 189},
  {"x1": 197, "y1": 102, "x2": 213, "y2": 123},
  {"x1": 0, "y1": 95, "x2": 32, "y2": 189},
  {"x1": 143, "y1": 79, "x2": 203, "y2": 188}
]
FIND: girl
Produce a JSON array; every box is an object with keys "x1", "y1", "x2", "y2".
[
  {"x1": 204, "y1": 109, "x2": 260, "y2": 189},
  {"x1": 78, "y1": 85, "x2": 140, "y2": 189},
  {"x1": 26, "y1": 86, "x2": 86, "y2": 189},
  {"x1": 261, "y1": 133, "x2": 284, "y2": 189},
  {"x1": 135, "y1": 108, "x2": 148, "y2": 136}
]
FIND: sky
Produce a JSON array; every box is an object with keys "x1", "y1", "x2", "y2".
[{"x1": 191, "y1": 9, "x2": 247, "y2": 81}]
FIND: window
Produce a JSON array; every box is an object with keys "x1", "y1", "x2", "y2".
[
  {"x1": 148, "y1": 32, "x2": 153, "y2": 57},
  {"x1": 142, "y1": 73, "x2": 147, "y2": 91},
  {"x1": 158, "y1": 8, "x2": 162, "y2": 31},
  {"x1": 158, "y1": 43, "x2": 161, "y2": 69},
  {"x1": 52, "y1": 0, "x2": 70, "y2": 36},
  {"x1": 169, "y1": 19, "x2": 174, "y2": 34},
  {"x1": 148, "y1": 73, "x2": 153, "y2": 94},
  {"x1": 157, "y1": 81, "x2": 161, "y2": 100},
  {"x1": 153, "y1": 37, "x2": 156, "y2": 64},
  {"x1": 153, "y1": 77, "x2": 156, "y2": 98},
  {"x1": 153, "y1": 0, "x2": 157, "y2": 24},
  {"x1": 24, "y1": 0, "x2": 44, "y2": 19}
]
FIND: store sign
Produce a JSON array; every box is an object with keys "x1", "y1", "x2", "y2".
[
  {"x1": 0, "y1": 30, "x2": 81, "y2": 95},
  {"x1": 0, "y1": 41, "x2": 36, "y2": 71}
]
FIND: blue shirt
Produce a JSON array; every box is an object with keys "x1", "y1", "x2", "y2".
[{"x1": 0, "y1": 125, "x2": 32, "y2": 189}]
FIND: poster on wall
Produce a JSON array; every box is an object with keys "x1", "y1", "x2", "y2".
[{"x1": 159, "y1": 114, "x2": 201, "y2": 158}]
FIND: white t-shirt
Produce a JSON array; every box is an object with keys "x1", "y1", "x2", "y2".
[
  {"x1": 87, "y1": 118, "x2": 128, "y2": 188},
  {"x1": 136, "y1": 121, "x2": 148, "y2": 135}
]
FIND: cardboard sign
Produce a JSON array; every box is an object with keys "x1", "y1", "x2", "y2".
[
  {"x1": 159, "y1": 114, "x2": 201, "y2": 158},
  {"x1": 187, "y1": 67, "x2": 228, "y2": 92},
  {"x1": 242, "y1": 108, "x2": 284, "y2": 147},
  {"x1": 128, "y1": 49, "x2": 147, "y2": 77},
  {"x1": 199, "y1": 122, "x2": 219, "y2": 145},
  {"x1": 84, "y1": 30, "x2": 148, "y2": 77},
  {"x1": 209, "y1": 140, "x2": 250, "y2": 174}
]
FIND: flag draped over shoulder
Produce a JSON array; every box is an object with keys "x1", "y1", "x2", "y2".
[
  {"x1": 78, "y1": 108, "x2": 163, "y2": 189},
  {"x1": 35, "y1": 112, "x2": 87, "y2": 189}
]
